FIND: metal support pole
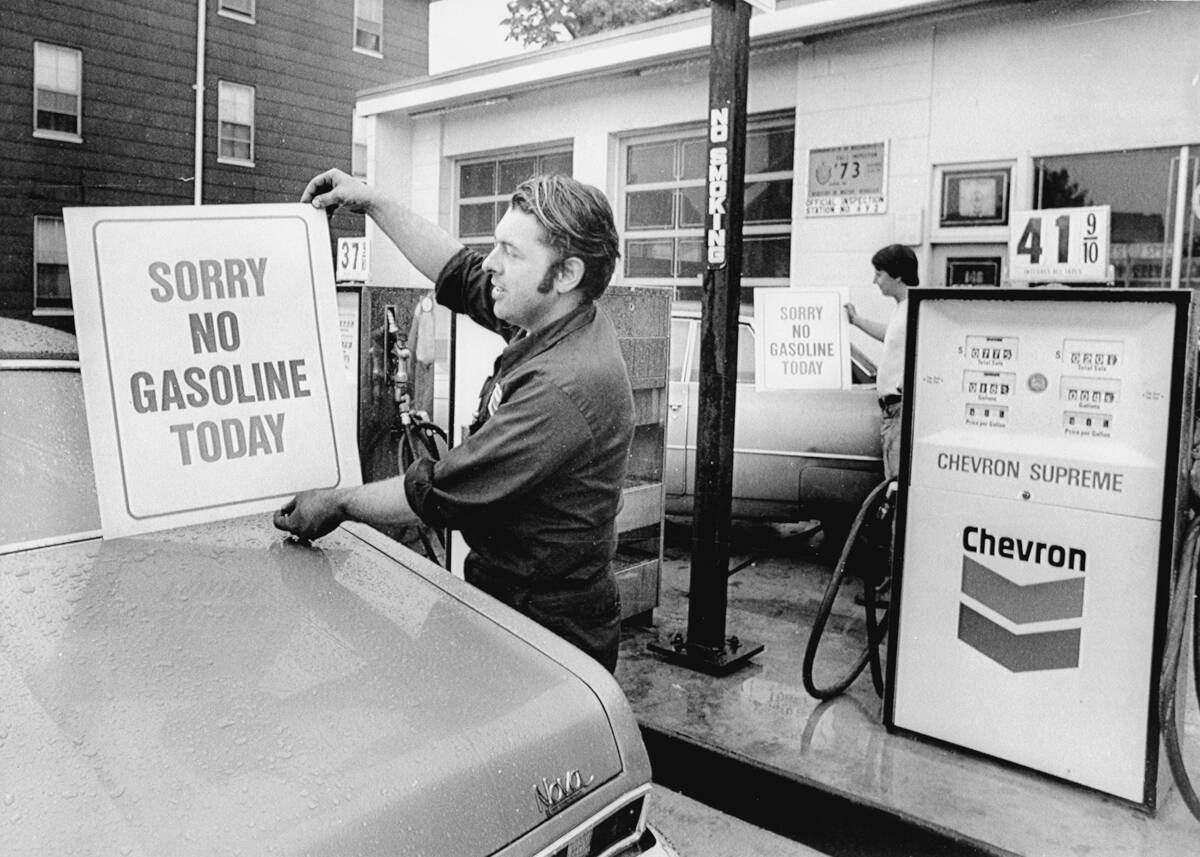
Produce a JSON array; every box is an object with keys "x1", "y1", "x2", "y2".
[{"x1": 649, "y1": 0, "x2": 762, "y2": 675}]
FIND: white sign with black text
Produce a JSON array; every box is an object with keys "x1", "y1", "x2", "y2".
[
  {"x1": 1008, "y1": 205, "x2": 1110, "y2": 283},
  {"x1": 753, "y1": 289, "x2": 849, "y2": 391},
  {"x1": 805, "y1": 141, "x2": 888, "y2": 217},
  {"x1": 336, "y1": 236, "x2": 369, "y2": 282},
  {"x1": 63, "y1": 203, "x2": 361, "y2": 538}
]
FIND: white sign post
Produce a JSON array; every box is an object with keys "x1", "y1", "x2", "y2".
[
  {"x1": 753, "y1": 289, "x2": 849, "y2": 390},
  {"x1": 1008, "y1": 204, "x2": 1110, "y2": 283},
  {"x1": 64, "y1": 203, "x2": 361, "y2": 538}
]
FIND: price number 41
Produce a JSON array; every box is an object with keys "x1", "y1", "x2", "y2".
[{"x1": 1015, "y1": 211, "x2": 1101, "y2": 265}]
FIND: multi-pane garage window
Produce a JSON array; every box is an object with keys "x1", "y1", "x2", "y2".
[
  {"x1": 218, "y1": 81, "x2": 254, "y2": 165},
  {"x1": 621, "y1": 120, "x2": 794, "y2": 287},
  {"x1": 34, "y1": 43, "x2": 82, "y2": 140},
  {"x1": 34, "y1": 216, "x2": 72, "y2": 312},
  {"x1": 354, "y1": 0, "x2": 383, "y2": 54},
  {"x1": 456, "y1": 150, "x2": 574, "y2": 253}
]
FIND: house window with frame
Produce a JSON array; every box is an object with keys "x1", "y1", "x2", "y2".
[
  {"x1": 218, "y1": 81, "x2": 254, "y2": 165},
  {"x1": 218, "y1": 0, "x2": 255, "y2": 22},
  {"x1": 455, "y1": 149, "x2": 574, "y2": 253},
  {"x1": 620, "y1": 118, "x2": 794, "y2": 297},
  {"x1": 34, "y1": 216, "x2": 72, "y2": 313},
  {"x1": 354, "y1": 0, "x2": 383, "y2": 55},
  {"x1": 34, "y1": 42, "x2": 82, "y2": 141}
]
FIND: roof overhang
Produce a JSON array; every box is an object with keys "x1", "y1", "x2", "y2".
[{"x1": 357, "y1": 0, "x2": 998, "y2": 118}]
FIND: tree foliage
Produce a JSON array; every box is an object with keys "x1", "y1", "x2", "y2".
[
  {"x1": 1039, "y1": 168, "x2": 1089, "y2": 208},
  {"x1": 502, "y1": 0, "x2": 710, "y2": 48}
]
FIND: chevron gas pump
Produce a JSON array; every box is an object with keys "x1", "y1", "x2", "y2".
[{"x1": 884, "y1": 288, "x2": 1194, "y2": 809}]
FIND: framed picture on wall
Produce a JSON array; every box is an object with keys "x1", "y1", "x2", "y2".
[{"x1": 940, "y1": 167, "x2": 1010, "y2": 227}]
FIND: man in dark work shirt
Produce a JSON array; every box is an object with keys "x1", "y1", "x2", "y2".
[{"x1": 274, "y1": 169, "x2": 634, "y2": 671}]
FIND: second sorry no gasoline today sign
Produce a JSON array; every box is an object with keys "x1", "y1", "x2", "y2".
[
  {"x1": 754, "y1": 290, "x2": 849, "y2": 390},
  {"x1": 65, "y1": 205, "x2": 359, "y2": 536}
]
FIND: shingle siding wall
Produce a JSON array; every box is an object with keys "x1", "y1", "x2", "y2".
[{"x1": 0, "y1": 0, "x2": 428, "y2": 326}]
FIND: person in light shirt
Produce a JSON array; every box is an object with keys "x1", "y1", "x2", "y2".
[{"x1": 844, "y1": 243, "x2": 919, "y2": 481}]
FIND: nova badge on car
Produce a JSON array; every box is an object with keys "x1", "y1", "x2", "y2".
[{"x1": 534, "y1": 769, "x2": 595, "y2": 815}]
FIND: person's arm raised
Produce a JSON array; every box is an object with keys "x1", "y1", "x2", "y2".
[
  {"x1": 845, "y1": 303, "x2": 888, "y2": 342},
  {"x1": 302, "y1": 168, "x2": 464, "y2": 283}
]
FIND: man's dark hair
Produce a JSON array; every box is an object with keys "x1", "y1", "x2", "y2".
[
  {"x1": 510, "y1": 174, "x2": 620, "y2": 301},
  {"x1": 871, "y1": 244, "x2": 920, "y2": 286}
]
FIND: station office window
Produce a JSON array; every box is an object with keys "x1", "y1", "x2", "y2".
[
  {"x1": 218, "y1": 0, "x2": 254, "y2": 21},
  {"x1": 354, "y1": 0, "x2": 383, "y2": 55},
  {"x1": 620, "y1": 118, "x2": 794, "y2": 301},
  {"x1": 455, "y1": 149, "x2": 574, "y2": 253},
  {"x1": 33, "y1": 42, "x2": 82, "y2": 141},
  {"x1": 217, "y1": 81, "x2": 254, "y2": 165},
  {"x1": 34, "y1": 216, "x2": 72, "y2": 313},
  {"x1": 1035, "y1": 146, "x2": 1200, "y2": 289}
]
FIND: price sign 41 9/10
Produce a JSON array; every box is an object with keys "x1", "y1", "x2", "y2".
[{"x1": 1008, "y1": 204, "x2": 1110, "y2": 283}]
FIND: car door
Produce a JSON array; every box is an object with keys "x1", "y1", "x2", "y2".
[{"x1": 674, "y1": 318, "x2": 766, "y2": 501}]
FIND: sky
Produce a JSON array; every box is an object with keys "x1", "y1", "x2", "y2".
[{"x1": 428, "y1": 0, "x2": 532, "y2": 74}]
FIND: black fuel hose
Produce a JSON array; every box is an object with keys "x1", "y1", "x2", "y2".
[
  {"x1": 1159, "y1": 514, "x2": 1200, "y2": 821},
  {"x1": 802, "y1": 478, "x2": 892, "y2": 700}
]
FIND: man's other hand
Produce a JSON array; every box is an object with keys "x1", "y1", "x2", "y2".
[{"x1": 273, "y1": 489, "x2": 345, "y2": 542}]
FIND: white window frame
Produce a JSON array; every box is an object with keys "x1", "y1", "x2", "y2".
[
  {"x1": 616, "y1": 114, "x2": 795, "y2": 289},
  {"x1": 217, "y1": 0, "x2": 255, "y2": 23},
  {"x1": 33, "y1": 215, "x2": 73, "y2": 316},
  {"x1": 217, "y1": 81, "x2": 255, "y2": 167},
  {"x1": 354, "y1": 0, "x2": 383, "y2": 57},
  {"x1": 352, "y1": 111, "x2": 368, "y2": 179},
  {"x1": 453, "y1": 145, "x2": 575, "y2": 253},
  {"x1": 33, "y1": 42, "x2": 82, "y2": 143}
]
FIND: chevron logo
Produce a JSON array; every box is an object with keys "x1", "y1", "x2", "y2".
[{"x1": 957, "y1": 526, "x2": 1086, "y2": 672}]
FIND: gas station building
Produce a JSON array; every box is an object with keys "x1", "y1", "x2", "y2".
[
  {"x1": 345, "y1": 1, "x2": 1200, "y2": 853},
  {"x1": 352, "y1": 0, "x2": 1200, "y2": 364}
]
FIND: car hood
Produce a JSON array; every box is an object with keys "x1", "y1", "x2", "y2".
[{"x1": 0, "y1": 516, "x2": 625, "y2": 856}]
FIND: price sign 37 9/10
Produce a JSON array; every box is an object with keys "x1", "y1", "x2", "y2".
[{"x1": 1008, "y1": 204, "x2": 1110, "y2": 284}]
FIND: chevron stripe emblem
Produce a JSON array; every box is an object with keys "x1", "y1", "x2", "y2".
[{"x1": 957, "y1": 553, "x2": 1084, "y2": 672}]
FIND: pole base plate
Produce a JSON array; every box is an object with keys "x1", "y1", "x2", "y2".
[{"x1": 647, "y1": 633, "x2": 764, "y2": 676}]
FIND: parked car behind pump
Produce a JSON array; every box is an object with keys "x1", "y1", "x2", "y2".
[
  {"x1": 0, "y1": 317, "x2": 673, "y2": 857},
  {"x1": 666, "y1": 305, "x2": 884, "y2": 547}
]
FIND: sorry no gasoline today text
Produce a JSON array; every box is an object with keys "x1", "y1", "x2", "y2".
[{"x1": 127, "y1": 257, "x2": 311, "y2": 465}]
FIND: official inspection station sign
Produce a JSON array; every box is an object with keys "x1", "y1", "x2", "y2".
[
  {"x1": 805, "y1": 142, "x2": 887, "y2": 217},
  {"x1": 64, "y1": 203, "x2": 360, "y2": 538},
  {"x1": 754, "y1": 289, "x2": 848, "y2": 390}
]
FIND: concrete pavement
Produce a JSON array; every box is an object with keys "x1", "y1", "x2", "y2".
[{"x1": 649, "y1": 785, "x2": 826, "y2": 857}]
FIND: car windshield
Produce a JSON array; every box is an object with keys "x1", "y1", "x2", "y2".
[{"x1": 1, "y1": 321, "x2": 102, "y2": 551}]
